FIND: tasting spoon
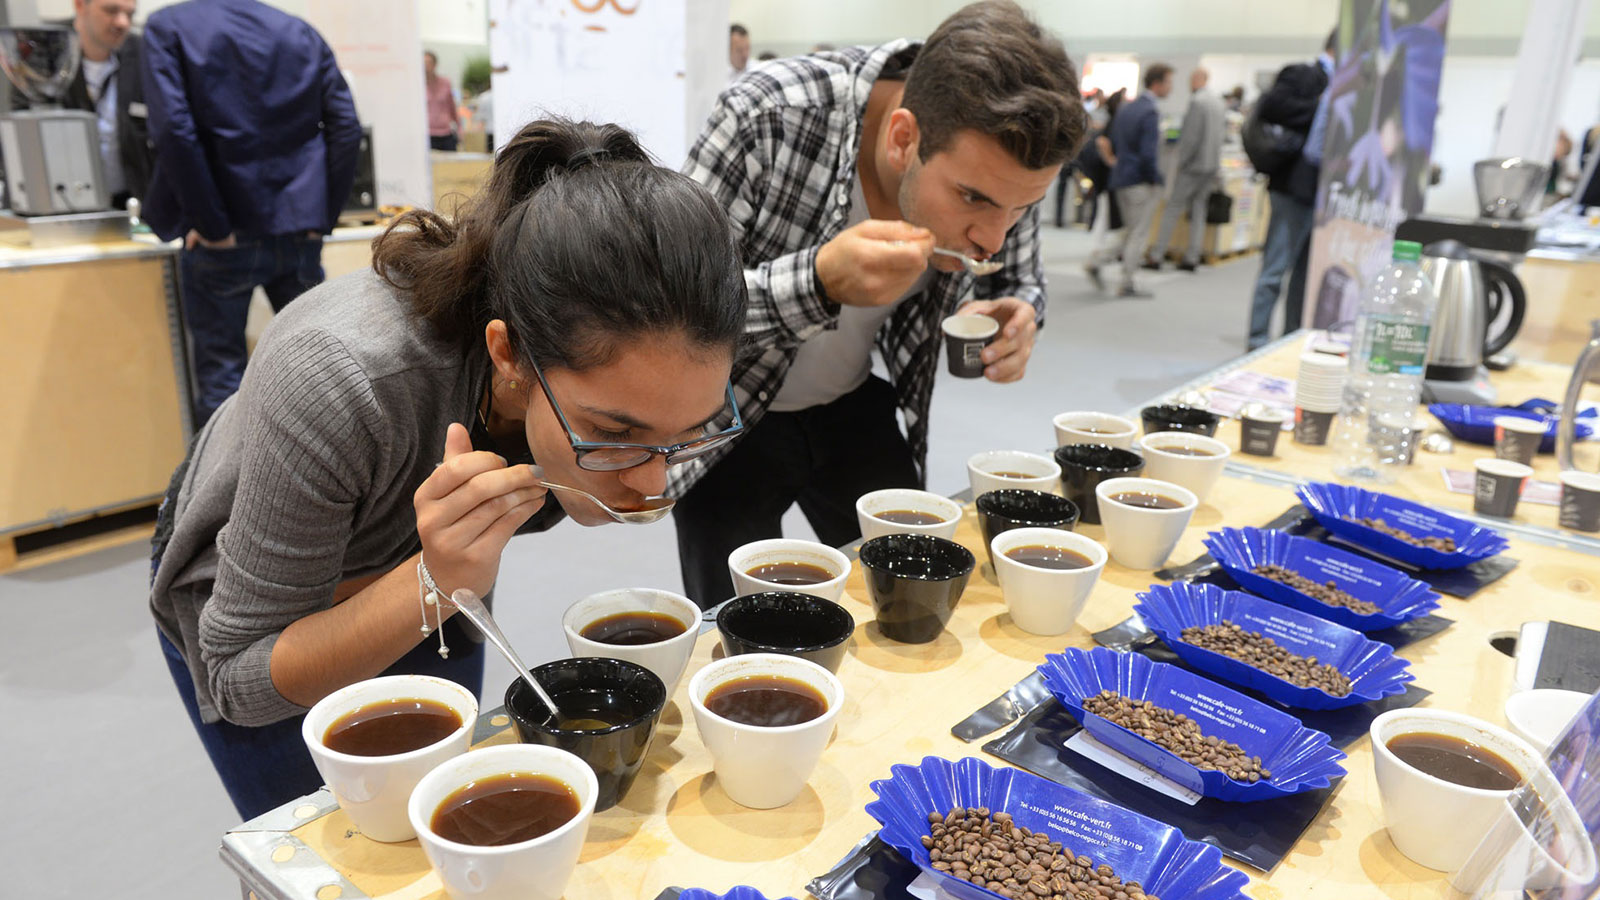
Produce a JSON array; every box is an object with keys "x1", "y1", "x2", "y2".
[
  {"x1": 931, "y1": 247, "x2": 1004, "y2": 276},
  {"x1": 528, "y1": 464, "x2": 674, "y2": 525},
  {"x1": 445, "y1": 588, "x2": 561, "y2": 716}
]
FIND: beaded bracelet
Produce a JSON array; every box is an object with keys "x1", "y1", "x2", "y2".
[{"x1": 415, "y1": 554, "x2": 450, "y2": 659}]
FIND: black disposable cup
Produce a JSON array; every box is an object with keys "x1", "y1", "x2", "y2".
[
  {"x1": 859, "y1": 534, "x2": 975, "y2": 644},
  {"x1": 506, "y1": 657, "x2": 666, "y2": 812},
  {"x1": 1052, "y1": 444, "x2": 1145, "y2": 526},
  {"x1": 1240, "y1": 415, "x2": 1286, "y2": 457},
  {"x1": 1294, "y1": 408, "x2": 1336, "y2": 446},
  {"x1": 1560, "y1": 474, "x2": 1600, "y2": 533},
  {"x1": 716, "y1": 591, "x2": 855, "y2": 673},
  {"x1": 976, "y1": 489, "x2": 1080, "y2": 568},
  {"x1": 1141, "y1": 404, "x2": 1221, "y2": 436},
  {"x1": 1473, "y1": 460, "x2": 1531, "y2": 519}
]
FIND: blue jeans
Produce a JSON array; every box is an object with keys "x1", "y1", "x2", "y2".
[
  {"x1": 159, "y1": 623, "x2": 485, "y2": 822},
  {"x1": 179, "y1": 233, "x2": 324, "y2": 428},
  {"x1": 1247, "y1": 190, "x2": 1315, "y2": 350}
]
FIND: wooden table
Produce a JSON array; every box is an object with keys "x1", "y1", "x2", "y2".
[{"x1": 223, "y1": 342, "x2": 1600, "y2": 900}]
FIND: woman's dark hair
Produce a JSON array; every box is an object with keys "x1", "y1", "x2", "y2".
[{"x1": 372, "y1": 118, "x2": 746, "y2": 371}]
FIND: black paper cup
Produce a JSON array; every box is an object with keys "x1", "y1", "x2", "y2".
[
  {"x1": 716, "y1": 591, "x2": 855, "y2": 673},
  {"x1": 1140, "y1": 404, "x2": 1221, "y2": 436},
  {"x1": 1559, "y1": 472, "x2": 1600, "y2": 533},
  {"x1": 1493, "y1": 417, "x2": 1545, "y2": 466},
  {"x1": 1473, "y1": 459, "x2": 1532, "y2": 519},
  {"x1": 506, "y1": 657, "x2": 666, "y2": 812},
  {"x1": 975, "y1": 489, "x2": 1079, "y2": 568},
  {"x1": 859, "y1": 534, "x2": 975, "y2": 644},
  {"x1": 941, "y1": 315, "x2": 999, "y2": 378},
  {"x1": 1294, "y1": 408, "x2": 1336, "y2": 446},
  {"x1": 1052, "y1": 444, "x2": 1145, "y2": 525},
  {"x1": 1239, "y1": 407, "x2": 1288, "y2": 457}
]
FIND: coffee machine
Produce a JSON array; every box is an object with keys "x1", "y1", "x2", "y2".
[
  {"x1": 0, "y1": 25, "x2": 124, "y2": 244},
  {"x1": 1395, "y1": 157, "x2": 1545, "y2": 405}
]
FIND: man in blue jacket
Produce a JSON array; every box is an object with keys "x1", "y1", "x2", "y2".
[
  {"x1": 142, "y1": 0, "x2": 361, "y2": 427},
  {"x1": 1086, "y1": 63, "x2": 1171, "y2": 298}
]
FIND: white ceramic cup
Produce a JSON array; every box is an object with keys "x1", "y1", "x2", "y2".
[
  {"x1": 1370, "y1": 708, "x2": 1546, "y2": 873},
  {"x1": 1504, "y1": 689, "x2": 1593, "y2": 754},
  {"x1": 989, "y1": 527, "x2": 1107, "y2": 636},
  {"x1": 967, "y1": 450, "x2": 1061, "y2": 499},
  {"x1": 688, "y1": 652, "x2": 844, "y2": 809},
  {"x1": 855, "y1": 488, "x2": 964, "y2": 541},
  {"x1": 1135, "y1": 431, "x2": 1232, "y2": 503},
  {"x1": 562, "y1": 588, "x2": 701, "y2": 699},
  {"x1": 1093, "y1": 477, "x2": 1199, "y2": 570},
  {"x1": 1053, "y1": 412, "x2": 1138, "y2": 451},
  {"x1": 301, "y1": 674, "x2": 478, "y2": 842},
  {"x1": 408, "y1": 744, "x2": 598, "y2": 900},
  {"x1": 728, "y1": 538, "x2": 851, "y2": 602}
]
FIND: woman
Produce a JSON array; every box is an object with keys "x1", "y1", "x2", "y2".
[{"x1": 149, "y1": 118, "x2": 747, "y2": 819}]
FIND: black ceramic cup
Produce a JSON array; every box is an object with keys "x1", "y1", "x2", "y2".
[
  {"x1": 716, "y1": 591, "x2": 855, "y2": 673},
  {"x1": 975, "y1": 489, "x2": 1080, "y2": 568},
  {"x1": 1052, "y1": 444, "x2": 1145, "y2": 525},
  {"x1": 1141, "y1": 404, "x2": 1221, "y2": 436},
  {"x1": 858, "y1": 534, "x2": 975, "y2": 644},
  {"x1": 505, "y1": 657, "x2": 666, "y2": 811}
]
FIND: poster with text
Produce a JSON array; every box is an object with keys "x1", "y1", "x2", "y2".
[{"x1": 1306, "y1": 0, "x2": 1451, "y2": 330}]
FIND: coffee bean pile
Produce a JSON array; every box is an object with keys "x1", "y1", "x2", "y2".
[
  {"x1": 1082, "y1": 690, "x2": 1271, "y2": 783},
  {"x1": 1252, "y1": 564, "x2": 1381, "y2": 615},
  {"x1": 921, "y1": 807, "x2": 1159, "y2": 900},
  {"x1": 1349, "y1": 516, "x2": 1458, "y2": 552},
  {"x1": 1178, "y1": 621, "x2": 1352, "y2": 696}
]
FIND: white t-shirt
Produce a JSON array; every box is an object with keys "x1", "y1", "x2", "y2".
[
  {"x1": 80, "y1": 55, "x2": 125, "y2": 197},
  {"x1": 769, "y1": 179, "x2": 930, "y2": 412}
]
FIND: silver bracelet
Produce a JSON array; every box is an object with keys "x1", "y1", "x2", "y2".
[{"x1": 416, "y1": 554, "x2": 450, "y2": 659}]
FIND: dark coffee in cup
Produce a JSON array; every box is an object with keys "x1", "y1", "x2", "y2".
[
  {"x1": 1004, "y1": 545, "x2": 1094, "y2": 570},
  {"x1": 1109, "y1": 491, "x2": 1185, "y2": 510},
  {"x1": 1156, "y1": 446, "x2": 1218, "y2": 457},
  {"x1": 1141, "y1": 404, "x2": 1221, "y2": 436},
  {"x1": 430, "y1": 772, "x2": 579, "y2": 846},
  {"x1": 579, "y1": 611, "x2": 687, "y2": 646},
  {"x1": 1386, "y1": 732, "x2": 1521, "y2": 791},
  {"x1": 323, "y1": 698, "x2": 463, "y2": 756},
  {"x1": 990, "y1": 471, "x2": 1035, "y2": 479},
  {"x1": 746, "y1": 561, "x2": 835, "y2": 585},
  {"x1": 873, "y1": 509, "x2": 946, "y2": 526},
  {"x1": 859, "y1": 534, "x2": 975, "y2": 643},
  {"x1": 704, "y1": 674, "x2": 828, "y2": 727},
  {"x1": 716, "y1": 591, "x2": 855, "y2": 673}
]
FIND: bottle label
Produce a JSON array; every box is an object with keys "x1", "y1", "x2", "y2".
[{"x1": 1364, "y1": 318, "x2": 1431, "y2": 376}]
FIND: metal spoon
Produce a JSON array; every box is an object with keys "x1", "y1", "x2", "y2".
[
  {"x1": 528, "y1": 464, "x2": 674, "y2": 525},
  {"x1": 445, "y1": 588, "x2": 561, "y2": 716},
  {"x1": 932, "y1": 247, "x2": 1003, "y2": 276}
]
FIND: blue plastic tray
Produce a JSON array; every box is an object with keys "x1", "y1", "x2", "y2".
[
  {"x1": 1427, "y1": 399, "x2": 1593, "y2": 452},
  {"x1": 679, "y1": 890, "x2": 794, "y2": 900},
  {"x1": 866, "y1": 755, "x2": 1250, "y2": 900},
  {"x1": 1202, "y1": 526, "x2": 1442, "y2": 630},
  {"x1": 1133, "y1": 582, "x2": 1415, "y2": 709},
  {"x1": 1037, "y1": 648, "x2": 1346, "y2": 802},
  {"x1": 1295, "y1": 481, "x2": 1509, "y2": 570}
]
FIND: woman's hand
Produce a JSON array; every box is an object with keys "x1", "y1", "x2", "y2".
[{"x1": 413, "y1": 423, "x2": 546, "y2": 597}]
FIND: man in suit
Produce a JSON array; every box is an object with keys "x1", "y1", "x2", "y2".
[
  {"x1": 143, "y1": 0, "x2": 362, "y2": 427},
  {"x1": 1147, "y1": 67, "x2": 1224, "y2": 272},
  {"x1": 8, "y1": 0, "x2": 153, "y2": 207},
  {"x1": 1085, "y1": 63, "x2": 1171, "y2": 298}
]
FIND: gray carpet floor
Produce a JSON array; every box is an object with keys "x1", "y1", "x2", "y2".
[{"x1": 0, "y1": 225, "x2": 1275, "y2": 899}]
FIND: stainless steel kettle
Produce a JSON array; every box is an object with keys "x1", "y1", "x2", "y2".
[{"x1": 1421, "y1": 240, "x2": 1527, "y2": 380}]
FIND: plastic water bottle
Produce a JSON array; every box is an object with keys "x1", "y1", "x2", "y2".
[{"x1": 1332, "y1": 240, "x2": 1439, "y2": 483}]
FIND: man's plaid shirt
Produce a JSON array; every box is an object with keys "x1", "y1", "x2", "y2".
[{"x1": 670, "y1": 40, "x2": 1047, "y2": 494}]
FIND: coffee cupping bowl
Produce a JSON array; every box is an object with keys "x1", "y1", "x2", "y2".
[
  {"x1": 975, "y1": 488, "x2": 1079, "y2": 567},
  {"x1": 1052, "y1": 443, "x2": 1144, "y2": 526},
  {"x1": 716, "y1": 591, "x2": 855, "y2": 673},
  {"x1": 1141, "y1": 404, "x2": 1221, "y2": 436},
  {"x1": 859, "y1": 533, "x2": 974, "y2": 644}
]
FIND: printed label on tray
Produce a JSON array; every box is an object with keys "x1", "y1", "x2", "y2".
[
  {"x1": 1065, "y1": 732, "x2": 1203, "y2": 806},
  {"x1": 1166, "y1": 687, "x2": 1273, "y2": 741},
  {"x1": 1379, "y1": 500, "x2": 1457, "y2": 537},
  {"x1": 1295, "y1": 545, "x2": 1390, "y2": 590},
  {"x1": 1237, "y1": 609, "x2": 1343, "y2": 656}
]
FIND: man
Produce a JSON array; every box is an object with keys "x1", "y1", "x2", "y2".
[
  {"x1": 8, "y1": 0, "x2": 152, "y2": 207},
  {"x1": 1086, "y1": 63, "x2": 1171, "y2": 298},
  {"x1": 143, "y1": 0, "x2": 362, "y2": 427},
  {"x1": 1244, "y1": 31, "x2": 1334, "y2": 350},
  {"x1": 674, "y1": 0, "x2": 1087, "y2": 606},
  {"x1": 1147, "y1": 67, "x2": 1224, "y2": 272},
  {"x1": 424, "y1": 50, "x2": 459, "y2": 151},
  {"x1": 728, "y1": 24, "x2": 750, "y2": 82}
]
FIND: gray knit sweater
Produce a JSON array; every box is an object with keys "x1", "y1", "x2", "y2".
[{"x1": 152, "y1": 269, "x2": 505, "y2": 726}]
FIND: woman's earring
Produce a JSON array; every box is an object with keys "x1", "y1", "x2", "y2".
[{"x1": 508, "y1": 380, "x2": 518, "y2": 390}]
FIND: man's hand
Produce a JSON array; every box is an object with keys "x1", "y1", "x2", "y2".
[
  {"x1": 814, "y1": 219, "x2": 934, "y2": 307},
  {"x1": 955, "y1": 297, "x2": 1038, "y2": 383},
  {"x1": 185, "y1": 229, "x2": 237, "y2": 250}
]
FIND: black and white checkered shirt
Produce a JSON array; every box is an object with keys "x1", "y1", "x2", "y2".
[{"x1": 670, "y1": 40, "x2": 1048, "y2": 493}]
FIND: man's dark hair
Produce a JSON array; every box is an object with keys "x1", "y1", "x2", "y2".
[
  {"x1": 424, "y1": 50, "x2": 438, "y2": 64},
  {"x1": 730, "y1": 24, "x2": 748, "y2": 37},
  {"x1": 1144, "y1": 63, "x2": 1173, "y2": 90},
  {"x1": 1325, "y1": 27, "x2": 1339, "y2": 54},
  {"x1": 901, "y1": 0, "x2": 1088, "y2": 169}
]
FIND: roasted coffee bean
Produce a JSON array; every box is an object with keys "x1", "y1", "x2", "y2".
[
  {"x1": 1348, "y1": 515, "x2": 1457, "y2": 552},
  {"x1": 1179, "y1": 621, "x2": 1353, "y2": 696},
  {"x1": 1082, "y1": 690, "x2": 1271, "y2": 783},
  {"x1": 922, "y1": 807, "x2": 1160, "y2": 900},
  {"x1": 1251, "y1": 564, "x2": 1381, "y2": 615}
]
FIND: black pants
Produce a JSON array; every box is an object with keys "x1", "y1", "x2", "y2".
[
  {"x1": 673, "y1": 376, "x2": 919, "y2": 607},
  {"x1": 430, "y1": 133, "x2": 458, "y2": 151}
]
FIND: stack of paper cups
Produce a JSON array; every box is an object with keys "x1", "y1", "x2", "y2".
[{"x1": 1294, "y1": 352, "x2": 1348, "y2": 446}]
